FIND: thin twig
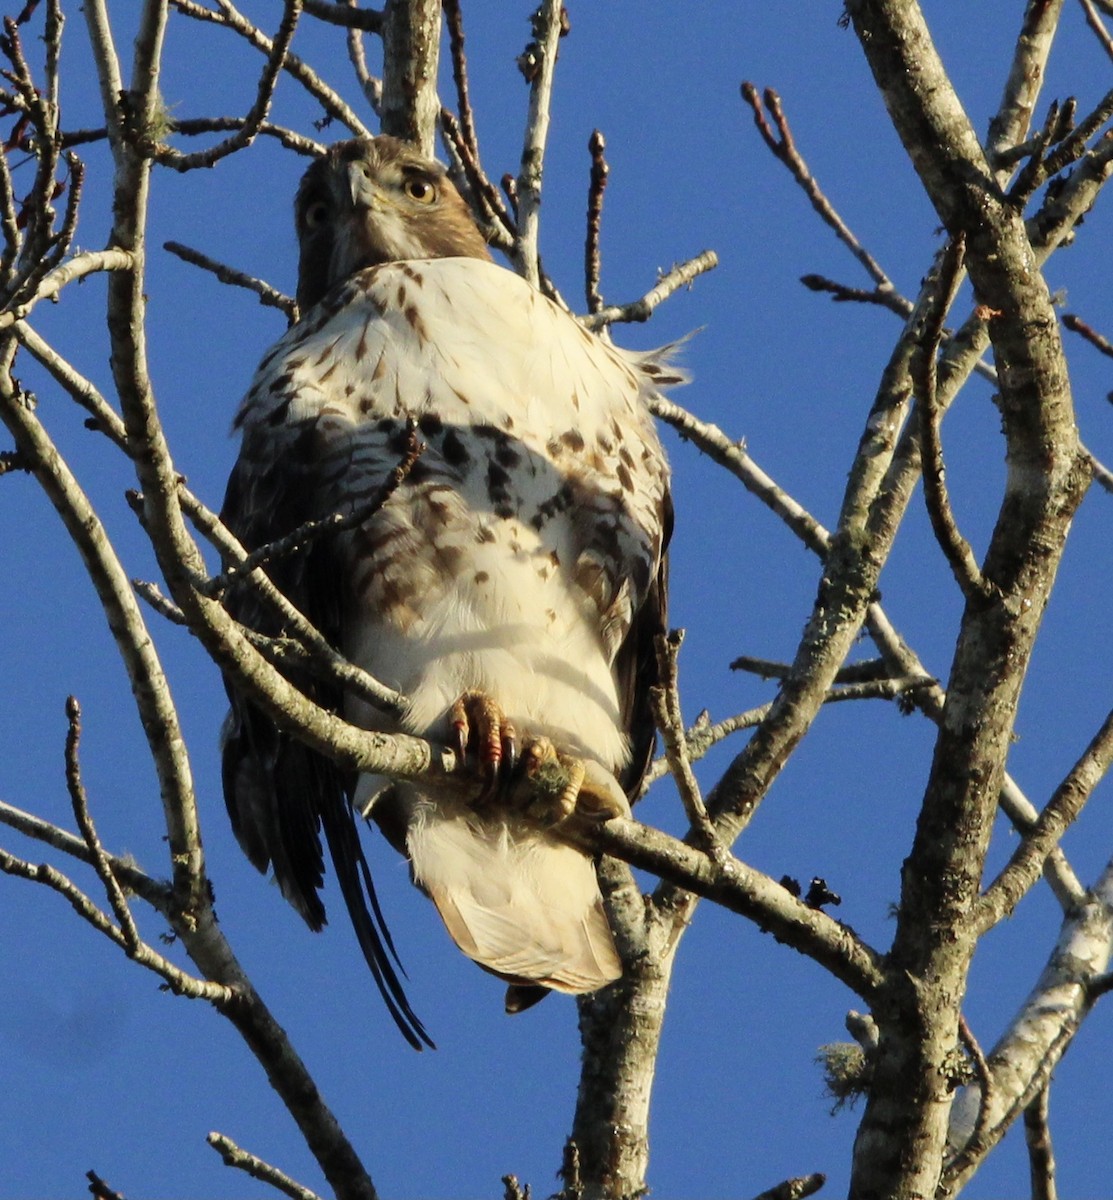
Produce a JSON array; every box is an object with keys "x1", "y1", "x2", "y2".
[
  {"x1": 741, "y1": 82, "x2": 897, "y2": 294},
  {"x1": 302, "y1": 0, "x2": 380, "y2": 31},
  {"x1": 584, "y1": 129, "x2": 607, "y2": 314},
  {"x1": 0, "y1": 847, "x2": 233, "y2": 1001},
  {"x1": 731, "y1": 655, "x2": 909, "y2": 684},
  {"x1": 1023, "y1": 1088, "x2": 1059, "y2": 1200},
  {"x1": 344, "y1": 4, "x2": 382, "y2": 114},
  {"x1": 651, "y1": 631, "x2": 724, "y2": 862},
  {"x1": 0, "y1": 798, "x2": 170, "y2": 911},
  {"x1": 169, "y1": 0, "x2": 371, "y2": 137},
  {"x1": 1063, "y1": 312, "x2": 1113, "y2": 359},
  {"x1": 863, "y1": 606, "x2": 1086, "y2": 910},
  {"x1": 915, "y1": 234, "x2": 991, "y2": 601},
  {"x1": 175, "y1": 491, "x2": 409, "y2": 718},
  {"x1": 800, "y1": 273, "x2": 912, "y2": 318},
  {"x1": 133, "y1": 578, "x2": 188, "y2": 625},
  {"x1": 513, "y1": 0, "x2": 566, "y2": 286},
  {"x1": 958, "y1": 1014, "x2": 994, "y2": 1157},
  {"x1": 582, "y1": 250, "x2": 718, "y2": 329},
  {"x1": 86, "y1": 1170, "x2": 125, "y2": 1200},
  {"x1": 642, "y1": 673, "x2": 935, "y2": 789},
  {"x1": 439, "y1": 109, "x2": 516, "y2": 249},
  {"x1": 977, "y1": 704, "x2": 1113, "y2": 932},
  {"x1": 1085, "y1": 451, "x2": 1113, "y2": 494},
  {"x1": 0, "y1": 247, "x2": 135, "y2": 329},
  {"x1": 201, "y1": 425, "x2": 423, "y2": 598},
  {"x1": 1078, "y1": 0, "x2": 1113, "y2": 62},
  {"x1": 207, "y1": 1132, "x2": 325, "y2": 1200},
  {"x1": 0, "y1": 143, "x2": 22, "y2": 285},
  {"x1": 648, "y1": 394, "x2": 828, "y2": 555},
  {"x1": 1008, "y1": 99, "x2": 1078, "y2": 207},
  {"x1": 749, "y1": 1174, "x2": 827, "y2": 1200},
  {"x1": 158, "y1": 0, "x2": 302, "y2": 171},
  {"x1": 164, "y1": 240, "x2": 296, "y2": 321},
  {"x1": 64, "y1": 695, "x2": 142, "y2": 952},
  {"x1": 62, "y1": 116, "x2": 324, "y2": 155}
]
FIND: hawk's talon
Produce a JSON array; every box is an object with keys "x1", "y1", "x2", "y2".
[
  {"x1": 502, "y1": 725, "x2": 518, "y2": 775},
  {"x1": 449, "y1": 694, "x2": 630, "y2": 825},
  {"x1": 450, "y1": 691, "x2": 515, "y2": 801}
]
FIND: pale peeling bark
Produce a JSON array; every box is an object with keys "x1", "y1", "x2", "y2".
[
  {"x1": 569, "y1": 859, "x2": 677, "y2": 1200},
  {"x1": 843, "y1": 3, "x2": 1090, "y2": 1197},
  {"x1": 380, "y1": 0, "x2": 442, "y2": 155},
  {"x1": 944, "y1": 862, "x2": 1113, "y2": 1190}
]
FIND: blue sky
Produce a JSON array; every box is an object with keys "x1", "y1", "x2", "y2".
[{"x1": 1, "y1": 2, "x2": 1111, "y2": 1197}]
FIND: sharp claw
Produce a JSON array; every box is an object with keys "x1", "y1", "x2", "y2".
[
  {"x1": 502, "y1": 726, "x2": 517, "y2": 775},
  {"x1": 453, "y1": 721, "x2": 468, "y2": 765}
]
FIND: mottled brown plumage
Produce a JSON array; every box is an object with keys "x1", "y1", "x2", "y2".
[{"x1": 221, "y1": 137, "x2": 680, "y2": 1047}]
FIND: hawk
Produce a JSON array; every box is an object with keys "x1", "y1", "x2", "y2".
[{"x1": 220, "y1": 136, "x2": 681, "y2": 1047}]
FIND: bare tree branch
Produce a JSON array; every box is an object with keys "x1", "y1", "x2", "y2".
[
  {"x1": 207, "y1": 1132, "x2": 325, "y2": 1200},
  {"x1": 582, "y1": 250, "x2": 719, "y2": 329},
  {"x1": 584, "y1": 128, "x2": 607, "y2": 314},
  {"x1": 163, "y1": 240, "x2": 296, "y2": 320},
  {"x1": 1023, "y1": 1088, "x2": 1058, "y2": 1200},
  {"x1": 169, "y1": 0, "x2": 372, "y2": 137},
  {"x1": 512, "y1": 0, "x2": 565, "y2": 286}
]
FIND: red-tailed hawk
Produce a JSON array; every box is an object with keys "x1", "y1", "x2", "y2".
[{"x1": 221, "y1": 136, "x2": 680, "y2": 1047}]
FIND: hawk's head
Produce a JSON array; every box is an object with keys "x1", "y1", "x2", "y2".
[{"x1": 295, "y1": 135, "x2": 492, "y2": 311}]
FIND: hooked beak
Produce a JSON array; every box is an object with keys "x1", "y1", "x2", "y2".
[{"x1": 344, "y1": 161, "x2": 385, "y2": 214}]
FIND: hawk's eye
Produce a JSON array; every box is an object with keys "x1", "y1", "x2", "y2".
[
  {"x1": 403, "y1": 177, "x2": 437, "y2": 205},
  {"x1": 303, "y1": 199, "x2": 330, "y2": 229}
]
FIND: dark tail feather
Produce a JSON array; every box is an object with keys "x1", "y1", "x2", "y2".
[{"x1": 320, "y1": 794, "x2": 435, "y2": 1050}]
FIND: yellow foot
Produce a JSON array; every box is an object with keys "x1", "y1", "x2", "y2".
[
  {"x1": 520, "y1": 737, "x2": 630, "y2": 826},
  {"x1": 447, "y1": 694, "x2": 630, "y2": 826},
  {"x1": 449, "y1": 690, "x2": 516, "y2": 796}
]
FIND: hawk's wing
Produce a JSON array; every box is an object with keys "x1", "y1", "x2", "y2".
[{"x1": 220, "y1": 395, "x2": 432, "y2": 1050}]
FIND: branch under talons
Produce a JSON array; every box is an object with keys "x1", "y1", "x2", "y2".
[
  {"x1": 207, "y1": 1132, "x2": 325, "y2": 1200},
  {"x1": 651, "y1": 630, "x2": 725, "y2": 863},
  {"x1": 1023, "y1": 1088, "x2": 1058, "y2": 1200},
  {"x1": 915, "y1": 236, "x2": 992, "y2": 603},
  {"x1": 164, "y1": 241, "x2": 296, "y2": 321},
  {"x1": 581, "y1": 250, "x2": 719, "y2": 330}
]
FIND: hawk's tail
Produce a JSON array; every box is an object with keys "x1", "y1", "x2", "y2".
[{"x1": 406, "y1": 810, "x2": 622, "y2": 994}]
